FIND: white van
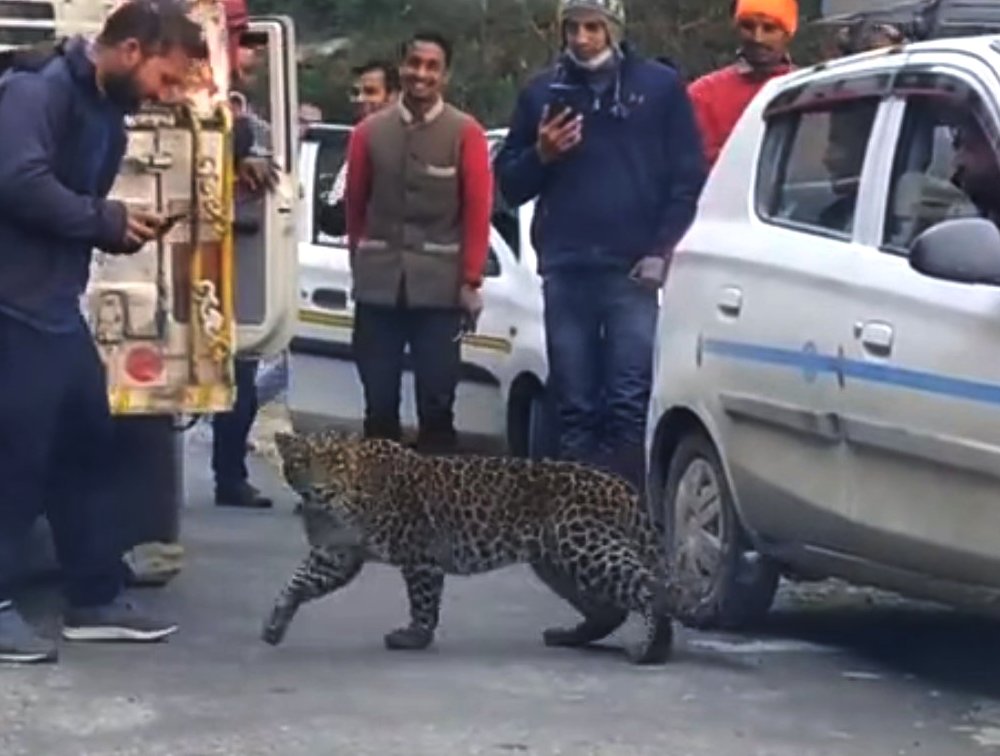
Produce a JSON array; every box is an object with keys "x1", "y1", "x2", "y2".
[{"x1": 288, "y1": 125, "x2": 556, "y2": 456}]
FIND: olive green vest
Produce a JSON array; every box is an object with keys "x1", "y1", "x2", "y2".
[{"x1": 352, "y1": 102, "x2": 469, "y2": 308}]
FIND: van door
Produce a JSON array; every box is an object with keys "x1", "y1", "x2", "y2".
[{"x1": 234, "y1": 15, "x2": 298, "y2": 357}]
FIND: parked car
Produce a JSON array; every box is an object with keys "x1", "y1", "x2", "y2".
[
  {"x1": 288, "y1": 124, "x2": 556, "y2": 456},
  {"x1": 647, "y1": 36, "x2": 1000, "y2": 627}
]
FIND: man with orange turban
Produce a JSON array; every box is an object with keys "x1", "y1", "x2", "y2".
[{"x1": 688, "y1": 0, "x2": 798, "y2": 168}]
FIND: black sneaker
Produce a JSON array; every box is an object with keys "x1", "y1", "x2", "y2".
[
  {"x1": 215, "y1": 481, "x2": 273, "y2": 509},
  {"x1": 0, "y1": 602, "x2": 58, "y2": 664},
  {"x1": 62, "y1": 596, "x2": 178, "y2": 643}
]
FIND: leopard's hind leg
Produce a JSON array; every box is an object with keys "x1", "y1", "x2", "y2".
[
  {"x1": 531, "y1": 560, "x2": 627, "y2": 648},
  {"x1": 262, "y1": 547, "x2": 364, "y2": 646},
  {"x1": 554, "y1": 525, "x2": 674, "y2": 665}
]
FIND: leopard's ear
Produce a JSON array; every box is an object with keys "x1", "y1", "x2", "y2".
[{"x1": 274, "y1": 431, "x2": 303, "y2": 460}]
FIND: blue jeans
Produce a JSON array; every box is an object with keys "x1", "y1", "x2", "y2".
[
  {"x1": 543, "y1": 269, "x2": 659, "y2": 490},
  {"x1": 212, "y1": 358, "x2": 259, "y2": 490},
  {"x1": 0, "y1": 314, "x2": 125, "y2": 607}
]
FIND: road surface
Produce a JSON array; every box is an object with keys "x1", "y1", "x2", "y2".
[{"x1": 3, "y1": 394, "x2": 1000, "y2": 755}]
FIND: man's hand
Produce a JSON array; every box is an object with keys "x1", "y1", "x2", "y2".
[
  {"x1": 536, "y1": 106, "x2": 583, "y2": 165},
  {"x1": 239, "y1": 156, "x2": 280, "y2": 194},
  {"x1": 459, "y1": 284, "x2": 484, "y2": 329},
  {"x1": 124, "y1": 208, "x2": 165, "y2": 249},
  {"x1": 630, "y1": 255, "x2": 671, "y2": 290}
]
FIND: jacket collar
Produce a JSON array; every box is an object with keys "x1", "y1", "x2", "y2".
[
  {"x1": 555, "y1": 41, "x2": 637, "y2": 120},
  {"x1": 62, "y1": 36, "x2": 128, "y2": 116},
  {"x1": 62, "y1": 36, "x2": 101, "y2": 98},
  {"x1": 399, "y1": 97, "x2": 444, "y2": 125},
  {"x1": 733, "y1": 52, "x2": 793, "y2": 80}
]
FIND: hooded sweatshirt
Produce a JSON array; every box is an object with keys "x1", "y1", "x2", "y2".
[
  {"x1": 0, "y1": 37, "x2": 129, "y2": 332},
  {"x1": 496, "y1": 44, "x2": 705, "y2": 274}
]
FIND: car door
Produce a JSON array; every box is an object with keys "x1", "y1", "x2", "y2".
[
  {"x1": 450, "y1": 235, "x2": 525, "y2": 445},
  {"x1": 694, "y1": 69, "x2": 891, "y2": 548},
  {"x1": 233, "y1": 16, "x2": 299, "y2": 358},
  {"x1": 296, "y1": 125, "x2": 355, "y2": 336},
  {"x1": 838, "y1": 58, "x2": 1000, "y2": 589}
]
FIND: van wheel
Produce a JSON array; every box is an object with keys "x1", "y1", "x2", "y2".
[
  {"x1": 526, "y1": 389, "x2": 558, "y2": 461},
  {"x1": 662, "y1": 430, "x2": 778, "y2": 630}
]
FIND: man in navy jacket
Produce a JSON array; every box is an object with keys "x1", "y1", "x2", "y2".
[
  {"x1": 496, "y1": 0, "x2": 705, "y2": 491},
  {"x1": 0, "y1": 0, "x2": 205, "y2": 663}
]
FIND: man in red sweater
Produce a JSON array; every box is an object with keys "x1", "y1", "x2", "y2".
[
  {"x1": 688, "y1": 0, "x2": 798, "y2": 168},
  {"x1": 345, "y1": 31, "x2": 492, "y2": 454}
]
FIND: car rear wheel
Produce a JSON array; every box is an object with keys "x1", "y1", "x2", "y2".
[{"x1": 662, "y1": 430, "x2": 778, "y2": 630}]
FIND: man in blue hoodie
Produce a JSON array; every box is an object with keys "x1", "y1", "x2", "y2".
[
  {"x1": 496, "y1": 0, "x2": 705, "y2": 491},
  {"x1": 0, "y1": 0, "x2": 206, "y2": 663}
]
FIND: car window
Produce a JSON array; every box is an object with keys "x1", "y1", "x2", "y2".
[
  {"x1": 757, "y1": 99, "x2": 879, "y2": 238},
  {"x1": 882, "y1": 95, "x2": 991, "y2": 252},
  {"x1": 311, "y1": 130, "x2": 351, "y2": 246},
  {"x1": 485, "y1": 247, "x2": 501, "y2": 278}
]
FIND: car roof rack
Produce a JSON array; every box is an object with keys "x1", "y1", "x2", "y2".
[{"x1": 816, "y1": 0, "x2": 1000, "y2": 49}]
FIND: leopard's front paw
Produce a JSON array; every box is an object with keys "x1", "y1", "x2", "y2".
[
  {"x1": 261, "y1": 601, "x2": 296, "y2": 646},
  {"x1": 384, "y1": 625, "x2": 434, "y2": 651}
]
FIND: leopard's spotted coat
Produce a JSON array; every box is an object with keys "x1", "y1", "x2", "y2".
[{"x1": 263, "y1": 432, "x2": 678, "y2": 664}]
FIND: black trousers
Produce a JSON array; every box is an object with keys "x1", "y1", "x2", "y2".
[
  {"x1": 352, "y1": 303, "x2": 462, "y2": 453},
  {"x1": 0, "y1": 314, "x2": 125, "y2": 607},
  {"x1": 212, "y1": 358, "x2": 259, "y2": 490}
]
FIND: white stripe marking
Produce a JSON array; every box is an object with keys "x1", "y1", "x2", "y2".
[{"x1": 689, "y1": 638, "x2": 838, "y2": 655}]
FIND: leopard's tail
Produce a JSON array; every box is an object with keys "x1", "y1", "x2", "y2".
[{"x1": 632, "y1": 499, "x2": 711, "y2": 620}]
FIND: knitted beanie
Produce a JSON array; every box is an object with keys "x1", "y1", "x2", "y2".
[
  {"x1": 734, "y1": 0, "x2": 799, "y2": 36},
  {"x1": 560, "y1": 0, "x2": 626, "y2": 46}
]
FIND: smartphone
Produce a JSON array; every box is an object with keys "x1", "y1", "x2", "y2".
[
  {"x1": 158, "y1": 212, "x2": 187, "y2": 234},
  {"x1": 546, "y1": 82, "x2": 579, "y2": 121}
]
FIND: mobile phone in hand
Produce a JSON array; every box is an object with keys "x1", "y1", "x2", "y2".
[
  {"x1": 158, "y1": 212, "x2": 187, "y2": 235},
  {"x1": 547, "y1": 82, "x2": 579, "y2": 122}
]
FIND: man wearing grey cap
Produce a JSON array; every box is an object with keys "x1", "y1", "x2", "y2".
[{"x1": 496, "y1": 0, "x2": 705, "y2": 492}]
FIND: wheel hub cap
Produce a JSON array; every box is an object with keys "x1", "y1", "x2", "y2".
[{"x1": 672, "y1": 458, "x2": 725, "y2": 597}]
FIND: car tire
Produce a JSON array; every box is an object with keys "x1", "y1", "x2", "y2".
[{"x1": 661, "y1": 430, "x2": 779, "y2": 631}]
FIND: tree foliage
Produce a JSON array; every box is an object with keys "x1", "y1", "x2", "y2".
[{"x1": 248, "y1": 0, "x2": 830, "y2": 127}]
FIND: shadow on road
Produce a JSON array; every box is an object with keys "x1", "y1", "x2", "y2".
[{"x1": 752, "y1": 600, "x2": 1000, "y2": 699}]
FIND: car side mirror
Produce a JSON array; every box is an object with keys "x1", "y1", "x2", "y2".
[{"x1": 909, "y1": 218, "x2": 1000, "y2": 286}]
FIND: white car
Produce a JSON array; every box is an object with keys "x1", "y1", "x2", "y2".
[
  {"x1": 647, "y1": 35, "x2": 1000, "y2": 627},
  {"x1": 289, "y1": 124, "x2": 555, "y2": 456}
]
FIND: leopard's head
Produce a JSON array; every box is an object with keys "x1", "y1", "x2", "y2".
[
  {"x1": 274, "y1": 431, "x2": 317, "y2": 497},
  {"x1": 274, "y1": 430, "x2": 369, "y2": 500}
]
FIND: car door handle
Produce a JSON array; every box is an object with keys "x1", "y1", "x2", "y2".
[
  {"x1": 717, "y1": 286, "x2": 743, "y2": 317},
  {"x1": 855, "y1": 320, "x2": 894, "y2": 356}
]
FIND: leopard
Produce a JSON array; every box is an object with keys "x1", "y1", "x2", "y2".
[{"x1": 263, "y1": 430, "x2": 679, "y2": 665}]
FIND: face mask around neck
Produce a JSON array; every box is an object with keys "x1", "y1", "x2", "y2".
[{"x1": 568, "y1": 46, "x2": 616, "y2": 72}]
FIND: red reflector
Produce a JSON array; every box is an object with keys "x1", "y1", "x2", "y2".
[{"x1": 124, "y1": 347, "x2": 164, "y2": 384}]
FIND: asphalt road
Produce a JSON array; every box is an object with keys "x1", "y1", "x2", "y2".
[{"x1": 3, "y1": 400, "x2": 1000, "y2": 755}]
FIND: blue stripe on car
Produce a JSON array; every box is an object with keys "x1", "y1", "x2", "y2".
[{"x1": 703, "y1": 338, "x2": 1000, "y2": 407}]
